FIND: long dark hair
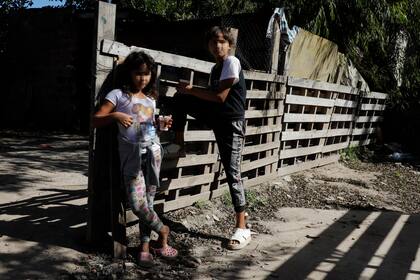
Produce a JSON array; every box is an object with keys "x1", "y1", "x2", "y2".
[{"x1": 116, "y1": 51, "x2": 158, "y2": 100}]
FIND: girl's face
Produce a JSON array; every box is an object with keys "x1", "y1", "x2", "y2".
[
  {"x1": 131, "y1": 63, "x2": 152, "y2": 92},
  {"x1": 208, "y1": 31, "x2": 231, "y2": 61}
]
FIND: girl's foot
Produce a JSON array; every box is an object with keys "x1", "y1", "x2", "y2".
[
  {"x1": 157, "y1": 225, "x2": 170, "y2": 246},
  {"x1": 138, "y1": 242, "x2": 153, "y2": 267},
  {"x1": 152, "y1": 245, "x2": 178, "y2": 259},
  {"x1": 152, "y1": 225, "x2": 178, "y2": 259},
  {"x1": 138, "y1": 251, "x2": 154, "y2": 267}
]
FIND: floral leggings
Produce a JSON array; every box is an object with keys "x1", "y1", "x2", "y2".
[{"x1": 119, "y1": 140, "x2": 164, "y2": 243}]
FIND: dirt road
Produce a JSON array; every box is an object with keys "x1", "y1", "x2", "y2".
[{"x1": 1, "y1": 132, "x2": 420, "y2": 279}]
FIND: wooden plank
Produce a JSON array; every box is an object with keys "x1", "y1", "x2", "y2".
[
  {"x1": 163, "y1": 173, "x2": 214, "y2": 191},
  {"x1": 160, "y1": 85, "x2": 177, "y2": 97},
  {"x1": 246, "y1": 125, "x2": 282, "y2": 135},
  {"x1": 243, "y1": 141, "x2": 280, "y2": 155},
  {"x1": 330, "y1": 114, "x2": 354, "y2": 122},
  {"x1": 279, "y1": 146, "x2": 323, "y2": 159},
  {"x1": 229, "y1": 28, "x2": 238, "y2": 56},
  {"x1": 87, "y1": 0, "x2": 117, "y2": 249},
  {"x1": 286, "y1": 95, "x2": 335, "y2": 107},
  {"x1": 352, "y1": 128, "x2": 376, "y2": 136},
  {"x1": 184, "y1": 130, "x2": 215, "y2": 141},
  {"x1": 322, "y1": 141, "x2": 349, "y2": 153},
  {"x1": 355, "y1": 116, "x2": 383, "y2": 123},
  {"x1": 180, "y1": 124, "x2": 283, "y2": 142},
  {"x1": 270, "y1": 17, "x2": 280, "y2": 74},
  {"x1": 366, "y1": 91, "x2": 388, "y2": 99},
  {"x1": 245, "y1": 109, "x2": 282, "y2": 119},
  {"x1": 102, "y1": 39, "x2": 214, "y2": 74},
  {"x1": 361, "y1": 104, "x2": 386, "y2": 111},
  {"x1": 243, "y1": 70, "x2": 285, "y2": 83},
  {"x1": 278, "y1": 154, "x2": 339, "y2": 176},
  {"x1": 288, "y1": 77, "x2": 353, "y2": 94},
  {"x1": 155, "y1": 186, "x2": 228, "y2": 212},
  {"x1": 283, "y1": 114, "x2": 331, "y2": 123},
  {"x1": 244, "y1": 173, "x2": 278, "y2": 188},
  {"x1": 242, "y1": 155, "x2": 279, "y2": 173},
  {"x1": 217, "y1": 155, "x2": 278, "y2": 182},
  {"x1": 334, "y1": 99, "x2": 358, "y2": 108},
  {"x1": 326, "y1": 129, "x2": 352, "y2": 137},
  {"x1": 247, "y1": 90, "x2": 284, "y2": 99},
  {"x1": 281, "y1": 130, "x2": 327, "y2": 141},
  {"x1": 350, "y1": 139, "x2": 373, "y2": 146},
  {"x1": 161, "y1": 154, "x2": 218, "y2": 170}
]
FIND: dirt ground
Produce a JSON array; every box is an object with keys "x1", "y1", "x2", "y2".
[{"x1": 1, "y1": 131, "x2": 420, "y2": 279}]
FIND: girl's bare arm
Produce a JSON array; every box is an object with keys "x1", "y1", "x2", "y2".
[{"x1": 92, "y1": 100, "x2": 133, "y2": 128}]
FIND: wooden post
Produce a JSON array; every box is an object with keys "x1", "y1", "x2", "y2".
[
  {"x1": 230, "y1": 28, "x2": 238, "y2": 56},
  {"x1": 269, "y1": 15, "x2": 282, "y2": 168},
  {"x1": 87, "y1": 0, "x2": 116, "y2": 250},
  {"x1": 270, "y1": 15, "x2": 280, "y2": 75}
]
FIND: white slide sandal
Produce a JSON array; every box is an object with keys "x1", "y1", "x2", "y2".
[{"x1": 228, "y1": 228, "x2": 251, "y2": 250}]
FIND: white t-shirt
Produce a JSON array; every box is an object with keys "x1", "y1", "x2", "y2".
[
  {"x1": 105, "y1": 89, "x2": 157, "y2": 144},
  {"x1": 220, "y1": 56, "x2": 242, "y2": 84}
]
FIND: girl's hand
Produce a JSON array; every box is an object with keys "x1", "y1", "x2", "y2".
[
  {"x1": 115, "y1": 112, "x2": 133, "y2": 128},
  {"x1": 157, "y1": 115, "x2": 173, "y2": 131}
]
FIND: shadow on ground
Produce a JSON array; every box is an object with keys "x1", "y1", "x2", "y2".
[
  {"x1": 0, "y1": 134, "x2": 89, "y2": 194},
  {"x1": 0, "y1": 188, "x2": 90, "y2": 279},
  {"x1": 209, "y1": 210, "x2": 420, "y2": 280}
]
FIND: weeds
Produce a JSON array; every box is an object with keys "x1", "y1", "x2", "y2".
[
  {"x1": 340, "y1": 146, "x2": 360, "y2": 162},
  {"x1": 246, "y1": 189, "x2": 269, "y2": 211},
  {"x1": 221, "y1": 190, "x2": 233, "y2": 207},
  {"x1": 193, "y1": 199, "x2": 210, "y2": 209},
  {"x1": 220, "y1": 189, "x2": 268, "y2": 211}
]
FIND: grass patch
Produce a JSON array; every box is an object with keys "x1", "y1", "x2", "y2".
[
  {"x1": 340, "y1": 145, "x2": 360, "y2": 162},
  {"x1": 221, "y1": 190, "x2": 233, "y2": 207},
  {"x1": 220, "y1": 189, "x2": 268, "y2": 210},
  {"x1": 245, "y1": 189, "x2": 268, "y2": 210},
  {"x1": 192, "y1": 199, "x2": 210, "y2": 209}
]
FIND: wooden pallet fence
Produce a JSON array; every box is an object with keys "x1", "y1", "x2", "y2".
[
  {"x1": 322, "y1": 83, "x2": 358, "y2": 157},
  {"x1": 351, "y1": 91, "x2": 387, "y2": 146},
  {"x1": 101, "y1": 40, "x2": 288, "y2": 212},
  {"x1": 232, "y1": 71, "x2": 284, "y2": 188},
  {"x1": 278, "y1": 77, "x2": 341, "y2": 176},
  {"x1": 100, "y1": 39, "x2": 389, "y2": 210},
  {"x1": 102, "y1": 39, "x2": 220, "y2": 212}
]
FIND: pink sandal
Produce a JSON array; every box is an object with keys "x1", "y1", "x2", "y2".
[
  {"x1": 152, "y1": 245, "x2": 178, "y2": 259},
  {"x1": 138, "y1": 252, "x2": 154, "y2": 267}
]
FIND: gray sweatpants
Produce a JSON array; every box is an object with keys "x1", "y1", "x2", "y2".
[{"x1": 213, "y1": 120, "x2": 246, "y2": 213}]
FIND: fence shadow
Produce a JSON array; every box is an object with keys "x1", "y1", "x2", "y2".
[
  {"x1": 0, "y1": 188, "x2": 88, "y2": 250},
  {"x1": 0, "y1": 187, "x2": 92, "y2": 279},
  {"x1": 208, "y1": 209, "x2": 420, "y2": 280},
  {"x1": 0, "y1": 134, "x2": 88, "y2": 194}
]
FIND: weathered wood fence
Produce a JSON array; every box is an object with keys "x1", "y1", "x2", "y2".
[{"x1": 87, "y1": 2, "x2": 387, "y2": 257}]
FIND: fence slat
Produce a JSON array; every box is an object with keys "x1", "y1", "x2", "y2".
[
  {"x1": 283, "y1": 114, "x2": 331, "y2": 123},
  {"x1": 278, "y1": 154, "x2": 340, "y2": 176},
  {"x1": 102, "y1": 39, "x2": 214, "y2": 73},
  {"x1": 286, "y1": 95, "x2": 335, "y2": 107}
]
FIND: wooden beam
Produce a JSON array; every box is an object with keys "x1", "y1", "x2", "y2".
[
  {"x1": 288, "y1": 77, "x2": 353, "y2": 93},
  {"x1": 102, "y1": 39, "x2": 214, "y2": 74},
  {"x1": 270, "y1": 16, "x2": 281, "y2": 74},
  {"x1": 87, "y1": 1, "x2": 116, "y2": 246}
]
